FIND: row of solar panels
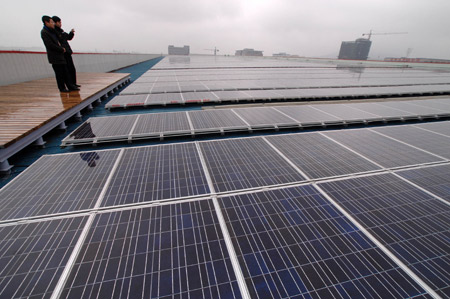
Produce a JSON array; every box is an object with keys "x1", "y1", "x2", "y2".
[
  {"x1": 4, "y1": 121, "x2": 450, "y2": 222},
  {"x1": 119, "y1": 77, "x2": 450, "y2": 95},
  {"x1": 65, "y1": 98, "x2": 450, "y2": 146},
  {"x1": 133, "y1": 69, "x2": 450, "y2": 83},
  {"x1": 108, "y1": 85, "x2": 450, "y2": 108},
  {"x1": 1, "y1": 122, "x2": 449, "y2": 298}
]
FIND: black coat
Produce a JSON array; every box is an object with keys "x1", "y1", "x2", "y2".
[
  {"x1": 54, "y1": 27, "x2": 74, "y2": 55},
  {"x1": 41, "y1": 26, "x2": 66, "y2": 64}
]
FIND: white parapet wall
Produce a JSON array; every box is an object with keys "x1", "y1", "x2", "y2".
[{"x1": 0, "y1": 51, "x2": 162, "y2": 86}]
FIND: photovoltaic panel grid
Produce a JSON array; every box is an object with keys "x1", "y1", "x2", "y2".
[
  {"x1": 219, "y1": 186, "x2": 431, "y2": 298},
  {"x1": 63, "y1": 99, "x2": 450, "y2": 146},
  {"x1": 319, "y1": 173, "x2": 450, "y2": 297},
  {"x1": 60, "y1": 201, "x2": 242, "y2": 299},
  {"x1": 105, "y1": 55, "x2": 450, "y2": 109},
  {"x1": 1, "y1": 120, "x2": 450, "y2": 298}
]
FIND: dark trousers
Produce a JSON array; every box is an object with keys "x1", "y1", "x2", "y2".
[
  {"x1": 64, "y1": 53, "x2": 77, "y2": 85},
  {"x1": 51, "y1": 64, "x2": 72, "y2": 91}
]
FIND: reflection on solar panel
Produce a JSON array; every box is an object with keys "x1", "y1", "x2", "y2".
[
  {"x1": 323, "y1": 129, "x2": 443, "y2": 168},
  {"x1": 373, "y1": 125, "x2": 450, "y2": 159},
  {"x1": 0, "y1": 151, "x2": 119, "y2": 221},
  {"x1": 60, "y1": 201, "x2": 242, "y2": 298},
  {"x1": 397, "y1": 164, "x2": 450, "y2": 202},
  {"x1": 199, "y1": 138, "x2": 306, "y2": 192},
  {"x1": 66, "y1": 100, "x2": 450, "y2": 146},
  {"x1": 219, "y1": 186, "x2": 430, "y2": 298},
  {"x1": 101, "y1": 143, "x2": 210, "y2": 207},
  {"x1": 319, "y1": 174, "x2": 450, "y2": 297},
  {"x1": 265, "y1": 133, "x2": 381, "y2": 178},
  {"x1": 0, "y1": 216, "x2": 87, "y2": 298}
]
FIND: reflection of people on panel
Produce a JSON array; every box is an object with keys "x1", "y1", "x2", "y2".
[{"x1": 80, "y1": 152, "x2": 100, "y2": 167}]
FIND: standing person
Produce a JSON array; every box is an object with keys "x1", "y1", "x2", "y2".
[
  {"x1": 40, "y1": 15, "x2": 79, "y2": 92},
  {"x1": 52, "y1": 16, "x2": 80, "y2": 87}
]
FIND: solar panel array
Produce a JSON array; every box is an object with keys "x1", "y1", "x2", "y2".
[
  {"x1": 104, "y1": 57, "x2": 450, "y2": 108},
  {"x1": 64, "y1": 98, "x2": 450, "y2": 146},
  {"x1": 2, "y1": 121, "x2": 450, "y2": 298},
  {"x1": 107, "y1": 85, "x2": 450, "y2": 108}
]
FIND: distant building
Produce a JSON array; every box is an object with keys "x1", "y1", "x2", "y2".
[
  {"x1": 168, "y1": 45, "x2": 190, "y2": 55},
  {"x1": 338, "y1": 38, "x2": 372, "y2": 60},
  {"x1": 384, "y1": 57, "x2": 450, "y2": 64},
  {"x1": 235, "y1": 48, "x2": 263, "y2": 56},
  {"x1": 273, "y1": 52, "x2": 289, "y2": 57}
]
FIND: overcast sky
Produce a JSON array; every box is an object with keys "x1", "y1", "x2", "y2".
[{"x1": 2, "y1": 0, "x2": 450, "y2": 59}]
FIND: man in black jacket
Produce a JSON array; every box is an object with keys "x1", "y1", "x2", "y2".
[
  {"x1": 52, "y1": 16, "x2": 80, "y2": 87},
  {"x1": 40, "y1": 15, "x2": 79, "y2": 92}
]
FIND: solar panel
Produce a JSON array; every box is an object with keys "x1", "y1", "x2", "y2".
[
  {"x1": 373, "y1": 125, "x2": 450, "y2": 159},
  {"x1": 101, "y1": 143, "x2": 210, "y2": 207},
  {"x1": 0, "y1": 151, "x2": 120, "y2": 221},
  {"x1": 415, "y1": 121, "x2": 450, "y2": 137},
  {"x1": 189, "y1": 109, "x2": 249, "y2": 132},
  {"x1": 199, "y1": 138, "x2": 306, "y2": 193},
  {"x1": 397, "y1": 164, "x2": 450, "y2": 202},
  {"x1": 0, "y1": 216, "x2": 88, "y2": 298},
  {"x1": 319, "y1": 173, "x2": 450, "y2": 297},
  {"x1": 63, "y1": 115, "x2": 138, "y2": 145},
  {"x1": 106, "y1": 94, "x2": 148, "y2": 108},
  {"x1": 377, "y1": 101, "x2": 446, "y2": 117},
  {"x1": 275, "y1": 105, "x2": 342, "y2": 126},
  {"x1": 60, "y1": 201, "x2": 242, "y2": 298},
  {"x1": 219, "y1": 186, "x2": 430, "y2": 298},
  {"x1": 343, "y1": 102, "x2": 416, "y2": 120},
  {"x1": 314, "y1": 104, "x2": 381, "y2": 123},
  {"x1": 265, "y1": 133, "x2": 381, "y2": 179},
  {"x1": 146, "y1": 93, "x2": 184, "y2": 105},
  {"x1": 323, "y1": 128, "x2": 444, "y2": 168},
  {"x1": 181, "y1": 91, "x2": 219, "y2": 103},
  {"x1": 133, "y1": 112, "x2": 191, "y2": 138},
  {"x1": 233, "y1": 107, "x2": 299, "y2": 129}
]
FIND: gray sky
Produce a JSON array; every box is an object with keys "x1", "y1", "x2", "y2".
[{"x1": 3, "y1": 0, "x2": 450, "y2": 59}]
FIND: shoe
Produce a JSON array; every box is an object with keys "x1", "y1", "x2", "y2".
[
  {"x1": 60, "y1": 89, "x2": 70, "y2": 92},
  {"x1": 75, "y1": 84, "x2": 81, "y2": 87},
  {"x1": 68, "y1": 86, "x2": 80, "y2": 91}
]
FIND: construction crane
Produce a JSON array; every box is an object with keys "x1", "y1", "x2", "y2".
[
  {"x1": 362, "y1": 30, "x2": 408, "y2": 40},
  {"x1": 204, "y1": 47, "x2": 219, "y2": 56}
]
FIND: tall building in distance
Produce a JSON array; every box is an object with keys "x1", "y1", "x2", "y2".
[
  {"x1": 235, "y1": 48, "x2": 263, "y2": 56},
  {"x1": 338, "y1": 38, "x2": 372, "y2": 60},
  {"x1": 168, "y1": 45, "x2": 190, "y2": 55}
]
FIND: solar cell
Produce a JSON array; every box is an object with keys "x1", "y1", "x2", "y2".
[
  {"x1": 343, "y1": 102, "x2": 416, "y2": 120},
  {"x1": 60, "y1": 201, "x2": 243, "y2": 298},
  {"x1": 219, "y1": 186, "x2": 430, "y2": 298},
  {"x1": 373, "y1": 125, "x2": 450, "y2": 159},
  {"x1": 397, "y1": 164, "x2": 450, "y2": 202},
  {"x1": 101, "y1": 143, "x2": 210, "y2": 207},
  {"x1": 0, "y1": 216, "x2": 87, "y2": 298},
  {"x1": 199, "y1": 138, "x2": 306, "y2": 193},
  {"x1": 106, "y1": 94, "x2": 148, "y2": 108},
  {"x1": 323, "y1": 129, "x2": 443, "y2": 168},
  {"x1": 181, "y1": 91, "x2": 218, "y2": 103},
  {"x1": 265, "y1": 133, "x2": 381, "y2": 179},
  {"x1": 377, "y1": 101, "x2": 445, "y2": 116},
  {"x1": 0, "y1": 150, "x2": 120, "y2": 221},
  {"x1": 319, "y1": 173, "x2": 450, "y2": 297}
]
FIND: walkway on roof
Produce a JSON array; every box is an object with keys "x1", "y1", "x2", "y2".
[{"x1": 0, "y1": 72, "x2": 131, "y2": 172}]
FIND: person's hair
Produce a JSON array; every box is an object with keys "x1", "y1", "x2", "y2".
[
  {"x1": 42, "y1": 15, "x2": 52, "y2": 24},
  {"x1": 52, "y1": 16, "x2": 61, "y2": 23}
]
